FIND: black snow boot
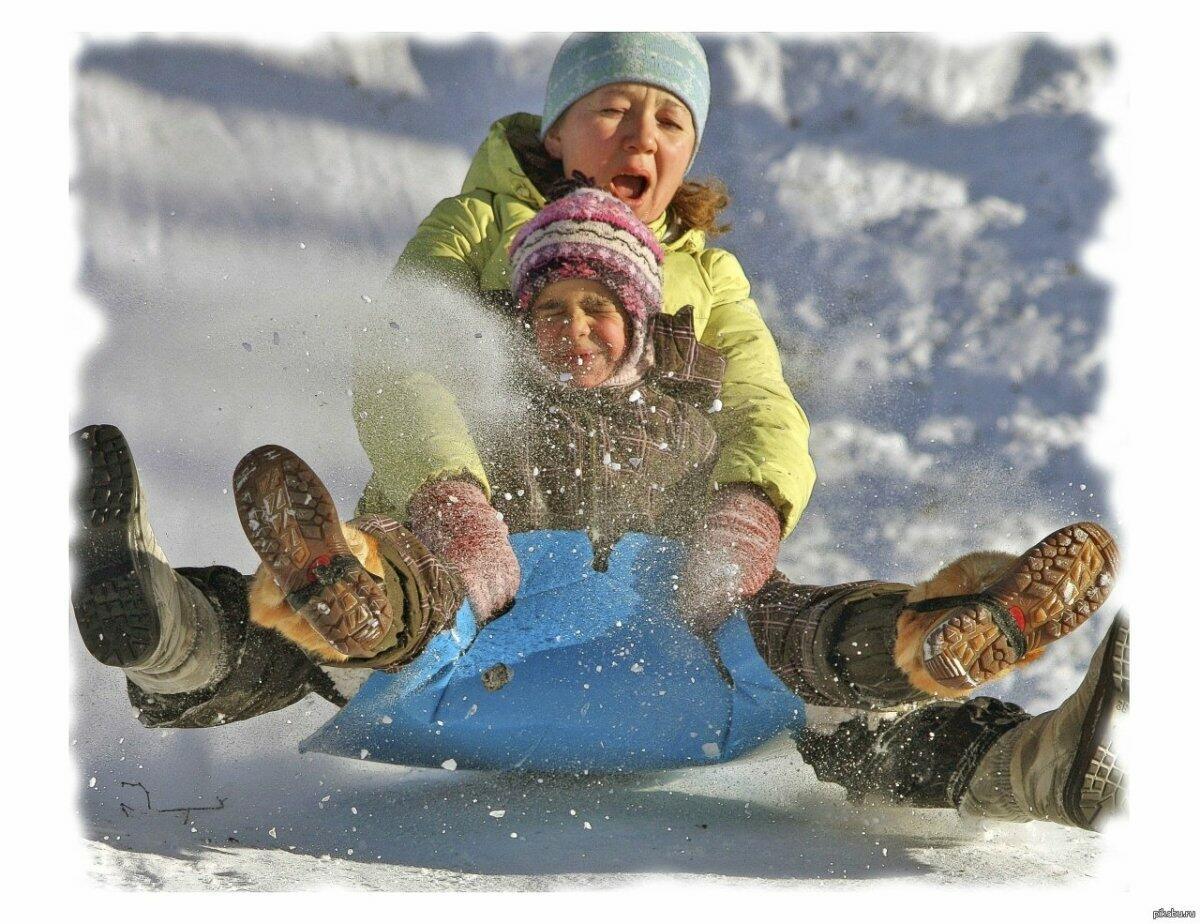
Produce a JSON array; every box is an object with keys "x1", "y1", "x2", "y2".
[
  {"x1": 960, "y1": 612, "x2": 1129, "y2": 830},
  {"x1": 70, "y1": 424, "x2": 230, "y2": 693},
  {"x1": 797, "y1": 695, "x2": 1030, "y2": 809}
]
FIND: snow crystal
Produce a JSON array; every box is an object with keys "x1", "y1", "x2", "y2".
[
  {"x1": 440, "y1": 758, "x2": 457, "y2": 771},
  {"x1": 489, "y1": 809, "x2": 506, "y2": 818}
]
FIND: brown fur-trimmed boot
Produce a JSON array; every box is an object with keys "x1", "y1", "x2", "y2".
[
  {"x1": 236, "y1": 445, "x2": 466, "y2": 669},
  {"x1": 896, "y1": 523, "x2": 1119, "y2": 696},
  {"x1": 234, "y1": 445, "x2": 393, "y2": 660}
]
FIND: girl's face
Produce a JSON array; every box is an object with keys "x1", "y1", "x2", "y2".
[
  {"x1": 530, "y1": 278, "x2": 629, "y2": 388},
  {"x1": 543, "y1": 83, "x2": 696, "y2": 224}
]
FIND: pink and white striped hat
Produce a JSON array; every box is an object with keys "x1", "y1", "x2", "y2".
[{"x1": 508, "y1": 186, "x2": 664, "y2": 324}]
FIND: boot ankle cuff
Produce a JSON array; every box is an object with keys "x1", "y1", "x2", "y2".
[
  {"x1": 126, "y1": 566, "x2": 244, "y2": 694},
  {"x1": 835, "y1": 589, "x2": 933, "y2": 707},
  {"x1": 346, "y1": 515, "x2": 466, "y2": 671},
  {"x1": 747, "y1": 581, "x2": 930, "y2": 709}
]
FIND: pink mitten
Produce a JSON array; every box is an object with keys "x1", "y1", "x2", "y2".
[
  {"x1": 678, "y1": 484, "x2": 782, "y2": 631},
  {"x1": 407, "y1": 478, "x2": 521, "y2": 623}
]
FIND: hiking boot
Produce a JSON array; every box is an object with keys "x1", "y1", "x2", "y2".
[
  {"x1": 233, "y1": 445, "x2": 392, "y2": 659},
  {"x1": 961, "y1": 612, "x2": 1129, "y2": 830},
  {"x1": 914, "y1": 522, "x2": 1118, "y2": 690},
  {"x1": 71, "y1": 425, "x2": 226, "y2": 691}
]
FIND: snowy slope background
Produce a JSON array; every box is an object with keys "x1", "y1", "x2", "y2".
[{"x1": 70, "y1": 34, "x2": 1124, "y2": 889}]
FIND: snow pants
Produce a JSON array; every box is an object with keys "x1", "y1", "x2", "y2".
[{"x1": 123, "y1": 564, "x2": 1031, "y2": 812}]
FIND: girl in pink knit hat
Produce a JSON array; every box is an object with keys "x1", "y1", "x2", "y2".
[{"x1": 509, "y1": 182, "x2": 667, "y2": 390}]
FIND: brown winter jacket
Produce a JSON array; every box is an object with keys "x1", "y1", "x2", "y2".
[{"x1": 357, "y1": 307, "x2": 726, "y2": 559}]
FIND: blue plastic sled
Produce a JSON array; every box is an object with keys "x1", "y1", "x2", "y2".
[{"x1": 300, "y1": 530, "x2": 807, "y2": 772}]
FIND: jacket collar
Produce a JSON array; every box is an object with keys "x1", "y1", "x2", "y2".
[{"x1": 462, "y1": 113, "x2": 708, "y2": 256}]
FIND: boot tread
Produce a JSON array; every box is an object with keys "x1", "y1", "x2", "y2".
[{"x1": 70, "y1": 425, "x2": 162, "y2": 667}]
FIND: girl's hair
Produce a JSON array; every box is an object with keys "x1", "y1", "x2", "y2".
[{"x1": 510, "y1": 124, "x2": 731, "y2": 237}]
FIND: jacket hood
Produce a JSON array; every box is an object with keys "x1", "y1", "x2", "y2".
[{"x1": 460, "y1": 113, "x2": 708, "y2": 256}]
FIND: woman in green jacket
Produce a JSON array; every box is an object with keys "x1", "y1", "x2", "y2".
[{"x1": 353, "y1": 33, "x2": 815, "y2": 621}]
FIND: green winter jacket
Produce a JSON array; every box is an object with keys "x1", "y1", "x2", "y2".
[{"x1": 354, "y1": 113, "x2": 815, "y2": 537}]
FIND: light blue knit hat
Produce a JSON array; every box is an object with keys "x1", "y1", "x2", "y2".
[{"x1": 541, "y1": 32, "x2": 710, "y2": 169}]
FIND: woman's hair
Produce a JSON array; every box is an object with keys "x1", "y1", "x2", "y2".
[{"x1": 510, "y1": 124, "x2": 731, "y2": 238}]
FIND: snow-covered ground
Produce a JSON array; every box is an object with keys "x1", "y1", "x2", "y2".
[{"x1": 70, "y1": 33, "x2": 1123, "y2": 890}]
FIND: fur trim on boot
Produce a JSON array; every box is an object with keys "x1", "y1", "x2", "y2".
[
  {"x1": 234, "y1": 445, "x2": 393, "y2": 660},
  {"x1": 895, "y1": 523, "x2": 1117, "y2": 695},
  {"x1": 896, "y1": 551, "x2": 1029, "y2": 698},
  {"x1": 249, "y1": 523, "x2": 383, "y2": 663}
]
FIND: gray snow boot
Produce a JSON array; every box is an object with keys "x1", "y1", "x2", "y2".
[
  {"x1": 70, "y1": 424, "x2": 230, "y2": 693},
  {"x1": 961, "y1": 612, "x2": 1129, "y2": 830}
]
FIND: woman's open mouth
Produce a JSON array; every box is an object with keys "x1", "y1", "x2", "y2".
[{"x1": 609, "y1": 174, "x2": 649, "y2": 202}]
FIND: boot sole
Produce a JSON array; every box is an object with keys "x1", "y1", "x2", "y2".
[
  {"x1": 232, "y1": 445, "x2": 391, "y2": 658},
  {"x1": 922, "y1": 522, "x2": 1119, "y2": 689},
  {"x1": 1068, "y1": 612, "x2": 1129, "y2": 829},
  {"x1": 70, "y1": 425, "x2": 162, "y2": 667}
]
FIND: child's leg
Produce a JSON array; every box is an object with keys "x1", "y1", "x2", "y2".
[
  {"x1": 248, "y1": 516, "x2": 465, "y2": 671},
  {"x1": 71, "y1": 425, "x2": 335, "y2": 728},
  {"x1": 236, "y1": 446, "x2": 465, "y2": 671},
  {"x1": 745, "y1": 523, "x2": 1119, "y2": 709},
  {"x1": 799, "y1": 613, "x2": 1128, "y2": 831},
  {"x1": 746, "y1": 578, "x2": 929, "y2": 709},
  {"x1": 127, "y1": 565, "x2": 345, "y2": 729}
]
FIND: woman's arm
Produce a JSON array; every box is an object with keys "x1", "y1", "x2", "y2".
[
  {"x1": 390, "y1": 191, "x2": 500, "y2": 289},
  {"x1": 697, "y1": 248, "x2": 817, "y2": 538},
  {"x1": 353, "y1": 193, "x2": 502, "y2": 512}
]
